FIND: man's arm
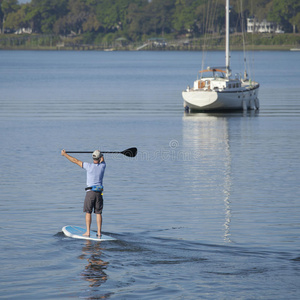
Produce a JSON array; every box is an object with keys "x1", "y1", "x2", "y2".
[{"x1": 61, "y1": 149, "x2": 83, "y2": 168}]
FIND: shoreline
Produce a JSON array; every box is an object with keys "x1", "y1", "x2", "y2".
[
  {"x1": 0, "y1": 45, "x2": 298, "y2": 51},
  {"x1": 1, "y1": 33, "x2": 299, "y2": 51}
]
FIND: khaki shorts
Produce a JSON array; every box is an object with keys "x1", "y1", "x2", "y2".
[{"x1": 83, "y1": 191, "x2": 103, "y2": 214}]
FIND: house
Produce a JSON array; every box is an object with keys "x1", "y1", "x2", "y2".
[
  {"x1": 15, "y1": 28, "x2": 32, "y2": 34},
  {"x1": 247, "y1": 18, "x2": 284, "y2": 33}
]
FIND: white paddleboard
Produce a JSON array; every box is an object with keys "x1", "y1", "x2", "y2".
[{"x1": 62, "y1": 225, "x2": 116, "y2": 241}]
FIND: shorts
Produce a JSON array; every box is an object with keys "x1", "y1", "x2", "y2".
[{"x1": 83, "y1": 191, "x2": 103, "y2": 214}]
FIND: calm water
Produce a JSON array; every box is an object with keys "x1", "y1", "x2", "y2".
[{"x1": 1, "y1": 50, "x2": 300, "y2": 299}]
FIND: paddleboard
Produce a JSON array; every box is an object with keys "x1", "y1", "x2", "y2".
[{"x1": 62, "y1": 225, "x2": 116, "y2": 241}]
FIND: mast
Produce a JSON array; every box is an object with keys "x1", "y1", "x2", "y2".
[{"x1": 225, "y1": 0, "x2": 230, "y2": 77}]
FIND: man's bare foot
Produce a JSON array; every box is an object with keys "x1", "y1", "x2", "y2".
[
  {"x1": 83, "y1": 232, "x2": 90, "y2": 237},
  {"x1": 97, "y1": 233, "x2": 101, "y2": 238}
]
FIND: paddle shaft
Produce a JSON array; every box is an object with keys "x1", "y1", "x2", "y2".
[
  {"x1": 66, "y1": 147, "x2": 137, "y2": 157},
  {"x1": 67, "y1": 151, "x2": 121, "y2": 154}
]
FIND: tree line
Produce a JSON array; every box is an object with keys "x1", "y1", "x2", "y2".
[{"x1": 1, "y1": 0, "x2": 299, "y2": 44}]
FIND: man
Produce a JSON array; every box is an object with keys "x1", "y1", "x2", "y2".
[{"x1": 61, "y1": 149, "x2": 106, "y2": 238}]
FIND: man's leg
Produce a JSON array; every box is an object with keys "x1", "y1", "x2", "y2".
[
  {"x1": 83, "y1": 213, "x2": 92, "y2": 236},
  {"x1": 83, "y1": 192, "x2": 94, "y2": 237},
  {"x1": 96, "y1": 213, "x2": 102, "y2": 237},
  {"x1": 95, "y1": 193, "x2": 103, "y2": 238}
]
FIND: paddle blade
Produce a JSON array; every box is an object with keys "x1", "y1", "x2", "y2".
[{"x1": 121, "y1": 147, "x2": 137, "y2": 157}]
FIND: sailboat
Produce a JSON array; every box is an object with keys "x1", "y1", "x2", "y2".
[{"x1": 182, "y1": 0, "x2": 260, "y2": 112}]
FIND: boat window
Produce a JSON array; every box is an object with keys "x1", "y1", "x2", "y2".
[{"x1": 228, "y1": 84, "x2": 231, "y2": 88}]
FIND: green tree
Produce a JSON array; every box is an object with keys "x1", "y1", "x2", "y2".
[
  {"x1": 172, "y1": 0, "x2": 195, "y2": 34},
  {"x1": 53, "y1": 0, "x2": 107, "y2": 35},
  {"x1": 268, "y1": 0, "x2": 300, "y2": 32},
  {"x1": 126, "y1": 2, "x2": 147, "y2": 40},
  {"x1": 96, "y1": 0, "x2": 126, "y2": 32},
  {"x1": 146, "y1": 0, "x2": 175, "y2": 36},
  {"x1": 53, "y1": 0, "x2": 92, "y2": 35},
  {"x1": 1, "y1": 0, "x2": 19, "y2": 33},
  {"x1": 172, "y1": 0, "x2": 215, "y2": 37},
  {"x1": 27, "y1": 0, "x2": 68, "y2": 33},
  {"x1": 291, "y1": 12, "x2": 300, "y2": 33},
  {"x1": 231, "y1": 0, "x2": 272, "y2": 20},
  {"x1": 4, "y1": 4, "x2": 29, "y2": 31}
]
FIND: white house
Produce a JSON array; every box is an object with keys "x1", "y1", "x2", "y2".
[
  {"x1": 247, "y1": 18, "x2": 284, "y2": 33},
  {"x1": 15, "y1": 27, "x2": 32, "y2": 34}
]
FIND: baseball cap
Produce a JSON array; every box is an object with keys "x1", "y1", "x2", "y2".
[{"x1": 92, "y1": 150, "x2": 101, "y2": 160}]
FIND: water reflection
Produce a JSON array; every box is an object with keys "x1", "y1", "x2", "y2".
[
  {"x1": 182, "y1": 112, "x2": 233, "y2": 242},
  {"x1": 79, "y1": 241, "x2": 109, "y2": 288}
]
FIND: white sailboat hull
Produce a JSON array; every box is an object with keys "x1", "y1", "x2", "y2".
[{"x1": 182, "y1": 84, "x2": 259, "y2": 111}]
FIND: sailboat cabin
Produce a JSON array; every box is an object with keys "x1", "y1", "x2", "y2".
[{"x1": 193, "y1": 77, "x2": 242, "y2": 92}]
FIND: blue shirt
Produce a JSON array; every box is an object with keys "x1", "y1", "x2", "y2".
[{"x1": 82, "y1": 161, "x2": 106, "y2": 187}]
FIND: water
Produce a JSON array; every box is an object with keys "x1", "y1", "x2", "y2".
[{"x1": 1, "y1": 50, "x2": 300, "y2": 299}]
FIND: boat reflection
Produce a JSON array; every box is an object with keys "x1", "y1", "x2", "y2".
[{"x1": 182, "y1": 112, "x2": 234, "y2": 242}]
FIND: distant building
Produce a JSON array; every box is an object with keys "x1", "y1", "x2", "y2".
[
  {"x1": 247, "y1": 18, "x2": 284, "y2": 33},
  {"x1": 148, "y1": 38, "x2": 167, "y2": 47},
  {"x1": 15, "y1": 28, "x2": 32, "y2": 34}
]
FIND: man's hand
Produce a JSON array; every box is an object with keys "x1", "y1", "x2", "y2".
[{"x1": 61, "y1": 149, "x2": 83, "y2": 168}]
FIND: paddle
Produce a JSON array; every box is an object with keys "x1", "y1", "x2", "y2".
[{"x1": 66, "y1": 147, "x2": 137, "y2": 158}]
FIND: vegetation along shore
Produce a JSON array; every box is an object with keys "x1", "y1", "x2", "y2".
[{"x1": 1, "y1": 0, "x2": 299, "y2": 51}]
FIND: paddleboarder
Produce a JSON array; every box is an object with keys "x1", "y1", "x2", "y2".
[{"x1": 61, "y1": 149, "x2": 106, "y2": 238}]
